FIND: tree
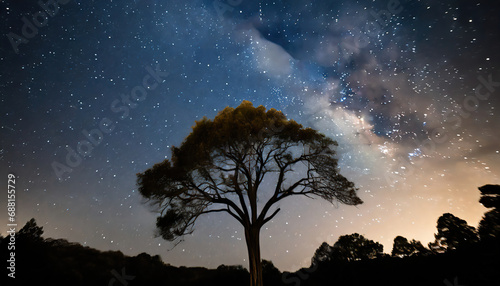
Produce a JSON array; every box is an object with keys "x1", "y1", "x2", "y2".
[
  {"x1": 478, "y1": 184, "x2": 500, "y2": 242},
  {"x1": 136, "y1": 101, "x2": 363, "y2": 286},
  {"x1": 312, "y1": 234, "x2": 383, "y2": 263},
  {"x1": 430, "y1": 213, "x2": 478, "y2": 252},
  {"x1": 391, "y1": 236, "x2": 430, "y2": 257},
  {"x1": 311, "y1": 242, "x2": 333, "y2": 265},
  {"x1": 18, "y1": 218, "x2": 44, "y2": 242},
  {"x1": 331, "y1": 233, "x2": 383, "y2": 261},
  {"x1": 392, "y1": 236, "x2": 412, "y2": 257},
  {"x1": 261, "y1": 260, "x2": 282, "y2": 286}
]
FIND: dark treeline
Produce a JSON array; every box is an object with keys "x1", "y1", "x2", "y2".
[
  {"x1": 283, "y1": 244, "x2": 499, "y2": 286},
  {"x1": 0, "y1": 220, "x2": 250, "y2": 286},
  {"x1": 284, "y1": 184, "x2": 500, "y2": 286},
  {"x1": 1, "y1": 184, "x2": 499, "y2": 286}
]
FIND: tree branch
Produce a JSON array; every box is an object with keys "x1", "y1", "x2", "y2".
[
  {"x1": 199, "y1": 207, "x2": 244, "y2": 225},
  {"x1": 262, "y1": 208, "x2": 281, "y2": 225}
]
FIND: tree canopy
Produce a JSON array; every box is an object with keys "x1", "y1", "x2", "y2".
[
  {"x1": 429, "y1": 213, "x2": 478, "y2": 252},
  {"x1": 137, "y1": 100, "x2": 362, "y2": 241},
  {"x1": 312, "y1": 233, "x2": 383, "y2": 264},
  {"x1": 332, "y1": 233, "x2": 383, "y2": 261},
  {"x1": 312, "y1": 242, "x2": 333, "y2": 265},
  {"x1": 18, "y1": 218, "x2": 44, "y2": 242},
  {"x1": 478, "y1": 184, "x2": 500, "y2": 242},
  {"x1": 391, "y1": 236, "x2": 430, "y2": 257}
]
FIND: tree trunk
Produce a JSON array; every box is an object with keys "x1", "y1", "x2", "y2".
[{"x1": 245, "y1": 225, "x2": 263, "y2": 286}]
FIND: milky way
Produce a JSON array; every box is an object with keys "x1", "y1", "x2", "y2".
[{"x1": 1, "y1": 0, "x2": 499, "y2": 271}]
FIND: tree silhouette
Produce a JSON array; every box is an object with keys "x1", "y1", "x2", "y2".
[
  {"x1": 391, "y1": 236, "x2": 430, "y2": 257},
  {"x1": 312, "y1": 242, "x2": 333, "y2": 265},
  {"x1": 392, "y1": 236, "x2": 412, "y2": 257},
  {"x1": 429, "y1": 213, "x2": 478, "y2": 252},
  {"x1": 136, "y1": 101, "x2": 363, "y2": 286},
  {"x1": 478, "y1": 184, "x2": 500, "y2": 242},
  {"x1": 312, "y1": 233, "x2": 382, "y2": 263},
  {"x1": 332, "y1": 233, "x2": 383, "y2": 261},
  {"x1": 18, "y1": 218, "x2": 44, "y2": 242},
  {"x1": 261, "y1": 260, "x2": 282, "y2": 285}
]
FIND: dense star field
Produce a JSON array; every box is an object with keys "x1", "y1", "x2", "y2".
[{"x1": 1, "y1": 0, "x2": 499, "y2": 271}]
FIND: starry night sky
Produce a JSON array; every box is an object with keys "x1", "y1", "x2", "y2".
[{"x1": 1, "y1": 0, "x2": 500, "y2": 272}]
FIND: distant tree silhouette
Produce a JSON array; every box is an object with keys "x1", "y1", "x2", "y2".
[
  {"x1": 217, "y1": 264, "x2": 246, "y2": 272},
  {"x1": 478, "y1": 184, "x2": 500, "y2": 242},
  {"x1": 391, "y1": 236, "x2": 430, "y2": 257},
  {"x1": 312, "y1": 233, "x2": 383, "y2": 263},
  {"x1": 261, "y1": 260, "x2": 282, "y2": 285},
  {"x1": 261, "y1": 260, "x2": 279, "y2": 276},
  {"x1": 332, "y1": 233, "x2": 383, "y2": 261},
  {"x1": 429, "y1": 213, "x2": 478, "y2": 252},
  {"x1": 312, "y1": 242, "x2": 333, "y2": 265},
  {"x1": 392, "y1": 236, "x2": 412, "y2": 257},
  {"x1": 137, "y1": 101, "x2": 363, "y2": 286},
  {"x1": 18, "y1": 218, "x2": 44, "y2": 242}
]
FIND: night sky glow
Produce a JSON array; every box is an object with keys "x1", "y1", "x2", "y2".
[{"x1": 1, "y1": 0, "x2": 499, "y2": 272}]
